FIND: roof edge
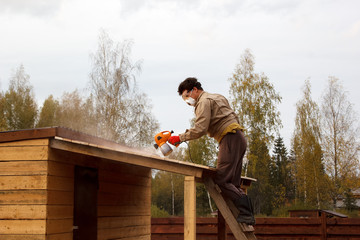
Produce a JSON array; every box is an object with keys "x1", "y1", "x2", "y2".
[
  {"x1": 0, "y1": 127, "x2": 125, "y2": 149},
  {"x1": 0, "y1": 127, "x2": 58, "y2": 143}
]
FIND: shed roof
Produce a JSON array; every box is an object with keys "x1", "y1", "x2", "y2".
[{"x1": 0, "y1": 127, "x2": 256, "y2": 183}]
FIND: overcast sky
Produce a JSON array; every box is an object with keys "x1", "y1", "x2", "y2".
[{"x1": 1, "y1": 0, "x2": 360, "y2": 149}]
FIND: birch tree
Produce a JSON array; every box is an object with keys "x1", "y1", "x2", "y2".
[
  {"x1": 228, "y1": 49, "x2": 282, "y2": 215},
  {"x1": 89, "y1": 29, "x2": 159, "y2": 146},
  {"x1": 3, "y1": 65, "x2": 37, "y2": 130},
  {"x1": 321, "y1": 76, "x2": 360, "y2": 206},
  {"x1": 292, "y1": 79, "x2": 329, "y2": 208},
  {"x1": 54, "y1": 90, "x2": 97, "y2": 134}
]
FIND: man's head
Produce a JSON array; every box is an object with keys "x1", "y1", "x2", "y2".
[
  {"x1": 178, "y1": 77, "x2": 204, "y2": 106},
  {"x1": 177, "y1": 77, "x2": 203, "y2": 96}
]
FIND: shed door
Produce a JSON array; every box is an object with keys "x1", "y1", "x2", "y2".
[{"x1": 74, "y1": 166, "x2": 98, "y2": 240}]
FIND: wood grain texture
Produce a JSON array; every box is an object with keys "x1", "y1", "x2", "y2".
[
  {"x1": 0, "y1": 161, "x2": 47, "y2": 176},
  {"x1": 0, "y1": 146, "x2": 48, "y2": 161},
  {"x1": 184, "y1": 176, "x2": 196, "y2": 240},
  {"x1": 0, "y1": 176, "x2": 47, "y2": 190},
  {"x1": 0, "y1": 205, "x2": 46, "y2": 219}
]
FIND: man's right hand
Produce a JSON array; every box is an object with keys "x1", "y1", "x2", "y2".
[{"x1": 168, "y1": 135, "x2": 181, "y2": 146}]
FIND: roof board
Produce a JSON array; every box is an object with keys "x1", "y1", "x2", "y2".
[{"x1": 0, "y1": 127, "x2": 256, "y2": 183}]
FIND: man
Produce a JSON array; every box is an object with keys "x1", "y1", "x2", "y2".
[{"x1": 168, "y1": 77, "x2": 255, "y2": 225}]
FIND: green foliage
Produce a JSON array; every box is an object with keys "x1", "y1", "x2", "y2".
[
  {"x1": 228, "y1": 49, "x2": 282, "y2": 215},
  {"x1": 321, "y1": 76, "x2": 360, "y2": 206},
  {"x1": 336, "y1": 207, "x2": 360, "y2": 218},
  {"x1": 196, "y1": 183, "x2": 217, "y2": 216},
  {"x1": 151, "y1": 204, "x2": 170, "y2": 217},
  {"x1": 247, "y1": 132, "x2": 273, "y2": 215},
  {"x1": 184, "y1": 118, "x2": 218, "y2": 167},
  {"x1": 152, "y1": 171, "x2": 185, "y2": 216},
  {"x1": 151, "y1": 145, "x2": 217, "y2": 217},
  {"x1": 229, "y1": 49, "x2": 282, "y2": 144},
  {"x1": 2, "y1": 65, "x2": 37, "y2": 130},
  {"x1": 270, "y1": 136, "x2": 295, "y2": 205},
  {"x1": 37, "y1": 95, "x2": 59, "y2": 128},
  {"x1": 292, "y1": 79, "x2": 330, "y2": 208},
  {"x1": 0, "y1": 91, "x2": 6, "y2": 131},
  {"x1": 343, "y1": 189, "x2": 358, "y2": 211}
]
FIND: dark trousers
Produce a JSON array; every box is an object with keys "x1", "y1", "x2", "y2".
[{"x1": 214, "y1": 130, "x2": 247, "y2": 201}]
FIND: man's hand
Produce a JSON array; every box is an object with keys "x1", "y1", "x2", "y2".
[{"x1": 168, "y1": 135, "x2": 181, "y2": 146}]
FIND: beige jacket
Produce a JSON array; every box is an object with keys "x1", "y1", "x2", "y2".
[{"x1": 179, "y1": 91, "x2": 240, "y2": 143}]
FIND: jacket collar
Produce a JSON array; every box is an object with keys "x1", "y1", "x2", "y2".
[{"x1": 195, "y1": 91, "x2": 206, "y2": 106}]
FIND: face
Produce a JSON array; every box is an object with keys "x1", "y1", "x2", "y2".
[
  {"x1": 181, "y1": 89, "x2": 196, "y2": 106},
  {"x1": 181, "y1": 89, "x2": 193, "y2": 101}
]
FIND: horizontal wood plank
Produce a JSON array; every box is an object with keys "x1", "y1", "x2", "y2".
[
  {"x1": 0, "y1": 176, "x2": 47, "y2": 190},
  {"x1": 327, "y1": 225, "x2": 360, "y2": 235},
  {"x1": 254, "y1": 225, "x2": 321, "y2": 235},
  {"x1": 98, "y1": 225, "x2": 150, "y2": 240},
  {"x1": 0, "y1": 139, "x2": 49, "y2": 147},
  {"x1": 99, "y1": 181, "x2": 150, "y2": 195},
  {"x1": 98, "y1": 216, "x2": 150, "y2": 229},
  {"x1": 98, "y1": 205, "x2": 150, "y2": 217},
  {"x1": 0, "y1": 146, "x2": 48, "y2": 161},
  {"x1": 99, "y1": 170, "x2": 150, "y2": 187},
  {"x1": 0, "y1": 234, "x2": 45, "y2": 240},
  {"x1": 111, "y1": 235, "x2": 150, "y2": 240},
  {"x1": 0, "y1": 161, "x2": 47, "y2": 176},
  {"x1": 327, "y1": 218, "x2": 360, "y2": 225},
  {"x1": 47, "y1": 176, "x2": 73, "y2": 191},
  {"x1": 0, "y1": 190, "x2": 47, "y2": 204},
  {"x1": 255, "y1": 217, "x2": 321, "y2": 225},
  {"x1": 47, "y1": 161, "x2": 74, "y2": 178},
  {"x1": 0, "y1": 220, "x2": 46, "y2": 234},
  {"x1": 99, "y1": 160, "x2": 151, "y2": 177},
  {"x1": 47, "y1": 191, "x2": 73, "y2": 205},
  {"x1": 0, "y1": 205, "x2": 46, "y2": 219},
  {"x1": 98, "y1": 192, "x2": 150, "y2": 206},
  {"x1": 47, "y1": 205, "x2": 73, "y2": 219},
  {"x1": 46, "y1": 219, "x2": 73, "y2": 234},
  {"x1": 48, "y1": 148, "x2": 100, "y2": 169},
  {"x1": 46, "y1": 233, "x2": 72, "y2": 240}
]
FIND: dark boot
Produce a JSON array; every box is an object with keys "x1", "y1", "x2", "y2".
[{"x1": 233, "y1": 195, "x2": 255, "y2": 225}]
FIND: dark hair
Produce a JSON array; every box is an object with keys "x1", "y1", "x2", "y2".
[{"x1": 177, "y1": 77, "x2": 203, "y2": 95}]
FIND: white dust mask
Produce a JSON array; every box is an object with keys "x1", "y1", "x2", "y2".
[
  {"x1": 185, "y1": 97, "x2": 196, "y2": 106},
  {"x1": 182, "y1": 90, "x2": 196, "y2": 106}
]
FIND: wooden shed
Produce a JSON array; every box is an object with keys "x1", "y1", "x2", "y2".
[{"x1": 0, "y1": 127, "x2": 255, "y2": 240}]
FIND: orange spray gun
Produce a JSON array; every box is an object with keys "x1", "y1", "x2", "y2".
[{"x1": 153, "y1": 130, "x2": 179, "y2": 156}]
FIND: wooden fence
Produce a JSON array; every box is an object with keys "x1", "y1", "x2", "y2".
[{"x1": 151, "y1": 217, "x2": 360, "y2": 240}]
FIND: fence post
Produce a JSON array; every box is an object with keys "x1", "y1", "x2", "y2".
[
  {"x1": 321, "y1": 212, "x2": 327, "y2": 240},
  {"x1": 218, "y1": 211, "x2": 227, "y2": 240}
]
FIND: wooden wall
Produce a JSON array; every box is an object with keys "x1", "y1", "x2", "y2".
[
  {"x1": 48, "y1": 146, "x2": 152, "y2": 240},
  {"x1": 0, "y1": 139, "x2": 49, "y2": 240},
  {"x1": 0, "y1": 138, "x2": 151, "y2": 240},
  {"x1": 97, "y1": 160, "x2": 151, "y2": 240},
  {"x1": 47, "y1": 148, "x2": 75, "y2": 240}
]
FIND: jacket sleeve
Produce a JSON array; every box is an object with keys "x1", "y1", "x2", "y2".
[{"x1": 179, "y1": 98, "x2": 211, "y2": 142}]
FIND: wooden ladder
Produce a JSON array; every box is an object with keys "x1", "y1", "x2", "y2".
[{"x1": 203, "y1": 176, "x2": 257, "y2": 240}]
